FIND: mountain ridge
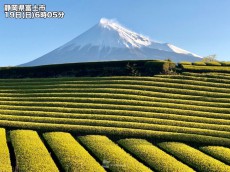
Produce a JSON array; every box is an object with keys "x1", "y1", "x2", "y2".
[{"x1": 20, "y1": 18, "x2": 202, "y2": 66}]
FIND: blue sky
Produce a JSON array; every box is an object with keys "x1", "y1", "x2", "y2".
[{"x1": 1, "y1": 0, "x2": 230, "y2": 66}]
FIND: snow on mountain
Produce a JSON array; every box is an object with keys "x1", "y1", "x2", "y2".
[
  {"x1": 58, "y1": 18, "x2": 152, "y2": 49},
  {"x1": 20, "y1": 18, "x2": 202, "y2": 66}
]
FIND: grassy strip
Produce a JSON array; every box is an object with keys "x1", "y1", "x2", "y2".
[
  {"x1": 2, "y1": 106, "x2": 230, "y2": 127},
  {"x1": 0, "y1": 76, "x2": 155, "y2": 83},
  {"x1": 78, "y1": 135, "x2": 152, "y2": 172},
  {"x1": 0, "y1": 128, "x2": 12, "y2": 172},
  {"x1": 0, "y1": 75, "x2": 229, "y2": 87},
  {"x1": 221, "y1": 62, "x2": 230, "y2": 66},
  {"x1": 1, "y1": 102, "x2": 230, "y2": 120},
  {"x1": 1, "y1": 74, "x2": 230, "y2": 84},
  {"x1": 1, "y1": 77, "x2": 230, "y2": 91},
  {"x1": 10, "y1": 130, "x2": 59, "y2": 172},
  {"x1": 182, "y1": 65, "x2": 230, "y2": 73},
  {"x1": 1, "y1": 79, "x2": 230, "y2": 95},
  {"x1": 158, "y1": 74, "x2": 230, "y2": 84},
  {"x1": 2, "y1": 114, "x2": 230, "y2": 139},
  {"x1": 0, "y1": 93, "x2": 230, "y2": 108},
  {"x1": 2, "y1": 106, "x2": 230, "y2": 125},
  {"x1": 1, "y1": 88, "x2": 230, "y2": 105},
  {"x1": 199, "y1": 146, "x2": 230, "y2": 165},
  {"x1": 1, "y1": 97, "x2": 230, "y2": 114},
  {"x1": 0, "y1": 75, "x2": 225, "y2": 83},
  {"x1": 2, "y1": 120, "x2": 230, "y2": 145},
  {"x1": 1, "y1": 105, "x2": 230, "y2": 128},
  {"x1": 43, "y1": 132, "x2": 105, "y2": 172},
  {"x1": 0, "y1": 107, "x2": 230, "y2": 125},
  {"x1": 1, "y1": 86, "x2": 230, "y2": 103},
  {"x1": 158, "y1": 142, "x2": 230, "y2": 172},
  {"x1": 183, "y1": 72, "x2": 230, "y2": 80},
  {"x1": 118, "y1": 139, "x2": 194, "y2": 172},
  {"x1": 205, "y1": 62, "x2": 222, "y2": 66},
  {"x1": 156, "y1": 75, "x2": 230, "y2": 88},
  {"x1": 1, "y1": 84, "x2": 230, "y2": 99},
  {"x1": 192, "y1": 62, "x2": 206, "y2": 66}
]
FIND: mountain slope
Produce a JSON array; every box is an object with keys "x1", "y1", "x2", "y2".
[{"x1": 20, "y1": 18, "x2": 202, "y2": 66}]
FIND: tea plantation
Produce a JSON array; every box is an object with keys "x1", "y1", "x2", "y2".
[{"x1": 1, "y1": 72, "x2": 230, "y2": 171}]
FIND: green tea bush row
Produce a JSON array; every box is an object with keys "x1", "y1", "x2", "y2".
[
  {"x1": 43, "y1": 132, "x2": 105, "y2": 172},
  {"x1": 2, "y1": 120, "x2": 230, "y2": 145},
  {"x1": 4, "y1": 77, "x2": 229, "y2": 90},
  {"x1": 192, "y1": 62, "x2": 206, "y2": 66},
  {"x1": 1, "y1": 76, "x2": 230, "y2": 92},
  {"x1": 182, "y1": 65, "x2": 230, "y2": 73},
  {"x1": 2, "y1": 105, "x2": 230, "y2": 128},
  {"x1": 1, "y1": 74, "x2": 230, "y2": 85},
  {"x1": 2, "y1": 114, "x2": 230, "y2": 139},
  {"x1": 1, "y1": 83, "x2": 230, "y2": 100},
  {"x1": 157, "y1": 74, "x2": 230, "y2": 86},
  {"x1": 1, "y1": 101, "x2": 230, "y2": 120},
  {"x1": 78, "y1": 135, "x2": 152, "y2": 172},
  {"x1": 1, "y1": 87, "x2": 230, "y2": 105},
  {"x1": 158, "y1": 142, "x2": 230, "y2": 172},
  {"x1": 156, "y1": 75, "x2": 230, "y2": 88},
  {"x1": 0, "y1": 128, "x2": 12, "y2": 172},
  {"x1": 1, "y1": 93, "x2": 230, "y2": 108},
  {"x1": 205, "y1": 62, "x2": 222, "y2": 66},
  {"x1": 199, "y1": 146, "x2": 230, "y2": 165},
  {"x1": 1, "y1": 78, "x2": 230, "y2": 95},
  {"x1": 1, "y1": 84, "x2": 230, "y2": 102},
  {"x1": 118, "y1": 139, "x2": 194, "y2": 172},
  {"x1": 1, "y1": 97, "x2": 229, "y2": 114},
  {"x1": 10, "y1": 130, "x2": 59, "y2": 172},
  {"x1": 221, "y1": 62, "x2": 230, "y2": 66},
  {"x1": 2, "y1": 104, "x2": 230, "y2": 129},
  {"x1": 179, "y1": 61, "x2": 193, "y2": 65},
  {"x1": 2, "y1": 105, "x2": 230, "y2": 126},
  {"x1": 183, "y1": 72, "x2": 230, "y2": 80}
]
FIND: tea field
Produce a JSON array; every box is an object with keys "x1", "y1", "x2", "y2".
[
  {"x1": 1, "y1": 129, "x2": 230, "y2": 172},
  {"x1": 1, "y1": 72, "x2": 230, "y2": 171}
]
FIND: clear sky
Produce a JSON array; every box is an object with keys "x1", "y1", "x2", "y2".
[{"x1": 1, "y1": 0, "x2": 230, "y2": 66}]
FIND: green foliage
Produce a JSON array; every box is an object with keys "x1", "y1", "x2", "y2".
[
  {"x1": 199, "y1": 146, "x2": 230, "y2": 165},
  {"x1": 183, "y1": 65, "x2": 230, "y2": 73},
  {"x1": 157, "y1": 74, "x2": 230, "y2": 87},
  {"x1": 192, "y1": 61, "x2": 206, "y2": 66},
  {"x1": 10, "y1": 130, "x2": 59, "y2": 172},
  {"x1": 2, "y1": 111, "x2": 230, "y2": 139},
  {"x1": 43, "y1": 132, "x2": 105, "y2": 172},
  {"x1": 163, "y1": 62, "x2": 176, "y2": 74},
  {"x1": 179, "y1": 61, "x2": 192, "y2": 65},
  {"x1": 4, "y1": 127, "x2": 230, "y2": 171},
  {"x1": 126, "y1": 63, "x2": 140, "y2": 76},
  {"x1": 118, "y1": 139, "x2": 194, "y2": 172},
  {"x1": 0, "y1": 60, "x2": 178, "y2": 78},
  {"x1": 0, "y1": 73, "x2": 230, "y2": 145},
  {"x1": 221, "y1": 61, "x2": 230, "y2": 66},
  {"x1": 0, "y1": 128, "x2": 12, "y2": 172},
  {"x1": 79, "y1": 135, "x2": 152, "y2": 172},
  {"x1": 158, "y1": 142, "x2": 230, "y2": 172},
  {"x1": 144, "y1": 60, "x2": 167, "y2": 75},
  {"x1": 183, "y1": 72, "x2": 230, "y2": 80},
  {"x1": 1, "y1": 120, "x2": 230, "y2": 145},
  {"x1": 205, "y1": 61, "x2": 222, "y2": 66}
]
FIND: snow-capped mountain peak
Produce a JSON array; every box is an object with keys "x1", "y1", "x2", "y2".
[
  {"x1": 98, "y1": 18, "x2": 152, "y2": 48},
  {"x1": 61, "y1": 18, "x2": 152, "y2": 49},
  {"x1": 20, "y1": 18, "x2": 202, "y2": 67}
]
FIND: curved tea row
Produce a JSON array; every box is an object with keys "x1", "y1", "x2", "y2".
[{"x1": 0, "y1": 73, "x2": 230, "y2": 144}]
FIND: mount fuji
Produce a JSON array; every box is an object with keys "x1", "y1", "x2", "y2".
[{"x1": 20, "y1": 18, "x2": 202, "y2": 66}]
